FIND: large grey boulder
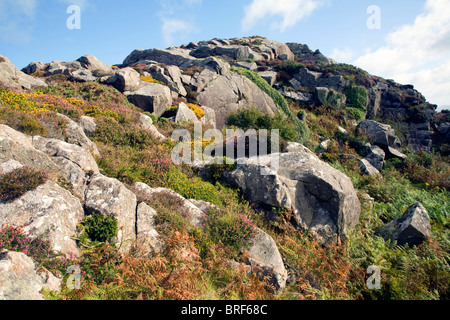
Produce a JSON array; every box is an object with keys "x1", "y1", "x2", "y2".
[
  {"x1": 0, "y1": 181, "x2": 85, "y2": 256},
  {"x1": 126, "y1": 83, "x2": 172, "y2": 117},
  {"x1": 380, "y1": 202, "x2": 431, "y2": 246},
  {"x1": 0, "y1": 251, "x2": 60, "y2": 300},
  {"x1": 359, "y1": 159, "x2": 381, "y2": 177},
  {"x1": 225, "y1": 149, "x2": 361, "y2": 243},
  {"x1": 245, "y1": 228, "x2": 288, "y2": 292},
  {"x1": 253, "y1": 38, "x2": 295, "y2": 61},
  {"x1": 357, "y1": 120, "x2": 402, "y2": 150},
  {"x1": 107, "y1": 67, "x2": 141, "y2": 92},
  {"x1": 197, "y1": 73, "x2": 279, "y2": 129},
  {"x1": 76, "y1": 54, "x2": 112, "y2": 74},
  {"x1": 0, "y1": 55, "x2": 47, "y2": 89},
  {"x1": 0, "y1": 125, "x2": 59, "y2": 174},
  {"x1": 84, "y1": 174, "x2": 137, "y2": 251},
  {"x1": 123, "y1": 48, "x2": 230, "y2": 76}
]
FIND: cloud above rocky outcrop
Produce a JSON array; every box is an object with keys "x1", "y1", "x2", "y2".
[
  {"x1": 241, "y1": 0, "x2": 324, "y2": 32},
  {"x1": 353, "y1": 0, "x2": 450, "y2": 109}
]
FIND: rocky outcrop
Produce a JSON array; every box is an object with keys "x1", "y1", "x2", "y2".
[
  {"x1": 224, "y1": 149, "x2": 361, "y2": 243},
  {"x1": 0, "y1": 180, "x2": 85, "y2": 256},
  {"x1": 0, "y1": 55, "x2": 47, "y2": 90},
  {"x1": 0, "y1": 250, "x2": 60, "y2": 300},
  {"x1": 380, "y1": 202, "x2": 431, "y2": 246},
  {"x1": 356, "y1": 120, "x2": 406, "y2": 159}
]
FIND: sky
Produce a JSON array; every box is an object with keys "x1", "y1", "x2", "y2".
[{"x1": 0, "y1": 0, "x2": 448, "y2": 111}]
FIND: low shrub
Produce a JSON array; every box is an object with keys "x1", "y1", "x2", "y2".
[
  {"x1": 79, "y1": 213, "x2": 118, "y2": 244},
  {"x1": 0, "y1": 167, "x2": 48, "y2": 203},
  {"x1": 204, "y1": 206, "x2": 257, "y2": 252},
  {"x1": 226, "y1": 108, "x2": 298, "y2": 141}
]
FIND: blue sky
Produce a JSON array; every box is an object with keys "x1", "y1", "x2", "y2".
[{"x1": 0, "y1": 0, "x2": 449, "y2": 110}]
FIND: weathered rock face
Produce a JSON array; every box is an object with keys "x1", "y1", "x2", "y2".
[
  {"x1": 245, "y1": 228, "x2": 288, "y2": 292},
  {"x1": 44, "y1": 60, "x2": 82, "y2": 77},
  {"x1": 0, "y1": 125, "x2": 59, "y2": 174},
  {"x1": 126, "y1": 83, "x2": 172, "y2": 117},
  {"x1": 366, "y1": 80, "x2": 436, "y2": 154},
  {"x1": 380, "y1": 202, "x2": 431, "y2": 246},
  {"x1": 225, "y1": 149, "x2": 361, "y2": 243},
  {"x1": 32, "y1": 135, "x2": 100, "y2": 198},
  {"x1": 0, "y1": 250, "x2": 59, "y2": 300},
  {"x1": 0, "y1": 55, "x2": 47, "y2": 90},
  {"x1": 84, "y1": 174, "x2": 137, "y2": 251},
  {"x1": 135, "y1": 202, "x2": 163, "y2": 257},
  {"x1": 32, "y1": 136, "x2": 99, "y2": 174},
  {"x1": 0, "y1": 180, "x2": 85, "y2": 256},
  {"x1": 197, "y1": 73, "x2": 279, "y2": 129},
  {"x1": 175, "y1": 102, "x2": 200, "y2": 124},
  {"x1": 363, "y1": 144, "x2": 385, "y2": 172},
  {"x1": 78, "y1": 116, "x2": 97, "y2": 137},
  {"x1": 146, "y1": 64, "x2": 187, "y2": 97},
  {"x1": 133, "y1": 182, "x2": 205, "y2": 228}
]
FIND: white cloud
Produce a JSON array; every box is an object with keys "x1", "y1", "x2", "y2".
[
  {"x1": 242, "y1": 0, "x2": 323, "y2": 32},
  {"x1": 161, "y1": 19, "x2": 193, "y2": 45},
  {"x1": 330, "y1": 47, "x2": 355, "y2": 62},
  {"x1": 353, "y1": 0, "x2": 450, "y2": 108},
  {"x1": 158, "y1": 0, "x2": 201, "y2": 46},
  {"x1": 0, "y1": 0, "x2": 37, "y2": 44}
]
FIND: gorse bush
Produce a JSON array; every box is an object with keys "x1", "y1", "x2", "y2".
[{"x1": 0, "y1": 167, "x2": 48, "y2": 203}]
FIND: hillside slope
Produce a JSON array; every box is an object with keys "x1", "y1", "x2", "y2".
[{"x1": 0, "y1": 36, "x2": 449, "y2": 300}]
